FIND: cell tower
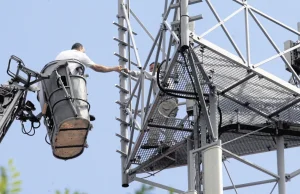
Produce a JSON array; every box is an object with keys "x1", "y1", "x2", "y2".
[{"x1": 114, "y1": 1, "x2": 300, "y2": 194}]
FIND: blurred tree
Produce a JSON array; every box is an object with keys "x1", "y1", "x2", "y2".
[
  {"x1": 0, "y1": 159, "x2": 21, "y2": 194},
  {"x1": 1, "y1": 161, "x2": 175, "y2": 194},
  {"x1": 135, "y1": 184, "x2": 154, "y2": 194},
  {"x1": 134, "y1": 184, "x2": 175, "y2": 194},
  {"x1": 55, "y1": 188, "x2": 87, "y2": 194}
]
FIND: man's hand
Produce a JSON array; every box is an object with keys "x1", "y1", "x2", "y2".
[{"x1": 116, "y1": 65, "x2": 129, "y2": 73}]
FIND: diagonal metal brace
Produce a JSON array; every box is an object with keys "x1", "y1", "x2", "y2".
[
  {"x1": 222, "y1": 148, "x2": 280, "y2": 179},
  {"x1": 287, "y1": 168, "x2": 300, "y2": 180},
  {"x1": 191, "y1": 49, "x2": 211, "y2": 83},
  {"x1": 186, "y1": 49, "x2": 216, "y2": 140}
]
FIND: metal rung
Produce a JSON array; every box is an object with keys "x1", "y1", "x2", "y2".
[
  {"x1": 120, "y1": 71, "x2": 129, "y2": 78},
  {"x1": 115, "y1": 133, "x2": 135, "y2": 144},
  {"x1": 113, "y1": 22, "x2": 138, "y2": 35},
  {"x1": 115, "y1": 86, "x2": 138, "y2": 98},
  {"x1": 113, "y1": 37, "x2": 136, "y2": 49},
  {"x1": 171, "y1": 14, "x2": 203, "y2": 26},
  {"x1": 115, "y1": 117, "x2": 130, "y2": 126},
  {"x1": 114, "y1": 53, "x2": 138, "y2": 67},
  {"x1": 115, "y1": 84, "x2": 129, "y2": 94},
  {"x1": 116, "y1": 149, "x2": 128, "y2": 157},
  {"x1": 170, "y1": 0, "x2": 202, "y2": 8},
  {"x1": 115, "y1": 100, "x2": 126, "y2": 107},
  {"x1": 119, "y1": 71, "x2": 139, "y2": 81}
]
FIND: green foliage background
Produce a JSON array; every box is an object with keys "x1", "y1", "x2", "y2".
[
  {"x1": 0, "y1": 159, "x2": 21, "y2": 194},
  {"x1": 0, "y1": 160, "x2": 173, "y2": 194}
]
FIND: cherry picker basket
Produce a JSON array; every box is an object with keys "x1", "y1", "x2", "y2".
[{"x1": 39, "y1": 60, "x2": 91, "y2": 160}]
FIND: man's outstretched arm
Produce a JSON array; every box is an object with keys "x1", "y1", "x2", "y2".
[{"x1": 90, "y1": 64, "x2": 122, "y2": 73}]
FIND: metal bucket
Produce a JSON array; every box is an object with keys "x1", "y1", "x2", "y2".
[{"x1": 39, "y1": 60, "x2": 91, "y2": 160}]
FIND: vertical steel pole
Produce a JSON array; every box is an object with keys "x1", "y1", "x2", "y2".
[
  {"x1": 193, "y1": 105, "x2": 201, "y2": 194},
  {"x1": 200, "y1": 112, "x2": 207, "y2": 194},
  {"x1": 141, "y1": 71, "x2": 145, "y2": 125},
  {"x1": 244, "y1": 1, "x2": 251, "y2": 67},
  {"x1": 203, "y1": 141, "x2": 223, "y2": 194},
  {"x1": 277, "y1": 136, "x2": 286, "y2": 194},
  {"x1": 180, "y1": 0, "x2": 189, "y2": 50},
  {"x1": 118, "y1": 0, "x2": 129, "y2": 187},
  {"x1": 162, "y1": 0, "x2": 168, "y2": 60},
  {"x1": 209, "y1": 87, "x2": 218, "y2": 137},
  {"x1": 203, "y1": 89, "x2": 223, "y2": 194},
  {"x1": 127, "y1": 0, "x2": 131, "y2": 108},
  {"x1": 187, "y1": 139, "x2": 196, "y2": 192},
  {"x1": 200, "y1": 112, "x2": 207, "y2": 147}
]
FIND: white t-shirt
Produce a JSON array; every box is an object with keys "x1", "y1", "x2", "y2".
[
  {"x1": 130, "y1": 70, "x2": 159, "y2": 96},
  {"x1": 37, "y1": 50, "x2": 95, "y2": 108},
  {"x1": 55, "y1": 49, "x2": 95, "y2": 68}
]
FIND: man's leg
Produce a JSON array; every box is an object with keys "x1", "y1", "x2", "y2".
[
  {"x1": 163, "y1": 107, "x2": 179, "y2": 146},
  {"x1": 157, "y1": 98, "x2": 179, "y2": 147},
  {"x1": 141, "y1": 98, "x2": 178, "y2": 149},
  {"x1": 141, "y1": 128, "x2": 160, "y2": 149}
]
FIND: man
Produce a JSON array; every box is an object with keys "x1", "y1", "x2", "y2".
[
  {"x1": 56, "y1": 43, "x2": 125, "y2": 73},
  {"x1": 38, "y1": 43, "x2": 126, "y2": 121},
  {"x1": 129, "y1": 61, "x2": 179, "y2": 150}
]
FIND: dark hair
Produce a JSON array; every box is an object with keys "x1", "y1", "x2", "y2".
[
  {"x1": 149, "y1": 62, "x2": 161, "y2": 69},
  {"x1": 71, "y1": 43, "x2": 83, "y2": 50},
  {"x1": 150, "y1": 62, "x2": 161, "y2": 66}
]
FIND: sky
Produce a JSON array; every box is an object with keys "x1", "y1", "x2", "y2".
[{"x1": 0, "y1": 0, "x2": 300, "y2": 194}]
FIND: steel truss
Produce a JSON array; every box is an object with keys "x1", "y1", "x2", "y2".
[{"x1": 115, "y1": 0, "x2": 300, "y2": 193}]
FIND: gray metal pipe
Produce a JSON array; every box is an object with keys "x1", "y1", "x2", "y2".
[
  {"x1": 118, "y1": 0, "x2": 129, "y2": 187},
  {"x1": 277, "y1": 136, "x2": 286, "y2": 194},
  {"x1": 180, "y1": 0, "x2": 189, "y2": 50}
]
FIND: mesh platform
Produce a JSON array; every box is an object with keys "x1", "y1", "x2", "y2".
[{"x1": 128, "y1": 43, "x2": 300, "y2": 175}]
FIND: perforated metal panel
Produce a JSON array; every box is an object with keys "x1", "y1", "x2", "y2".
[
  {"x1": 158, "y1": 52, "x2": 209, "y2": 99},
  {"x1": 128, "y1": 45, "x2": 300, "y2": 174}
]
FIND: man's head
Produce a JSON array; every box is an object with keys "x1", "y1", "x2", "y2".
[
  {"x1": 149, "y1": 62, "x2": 160, "y2": 72},
  {"x1": 71, "y1": 43, "x2": 85, "y2": 53}
]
